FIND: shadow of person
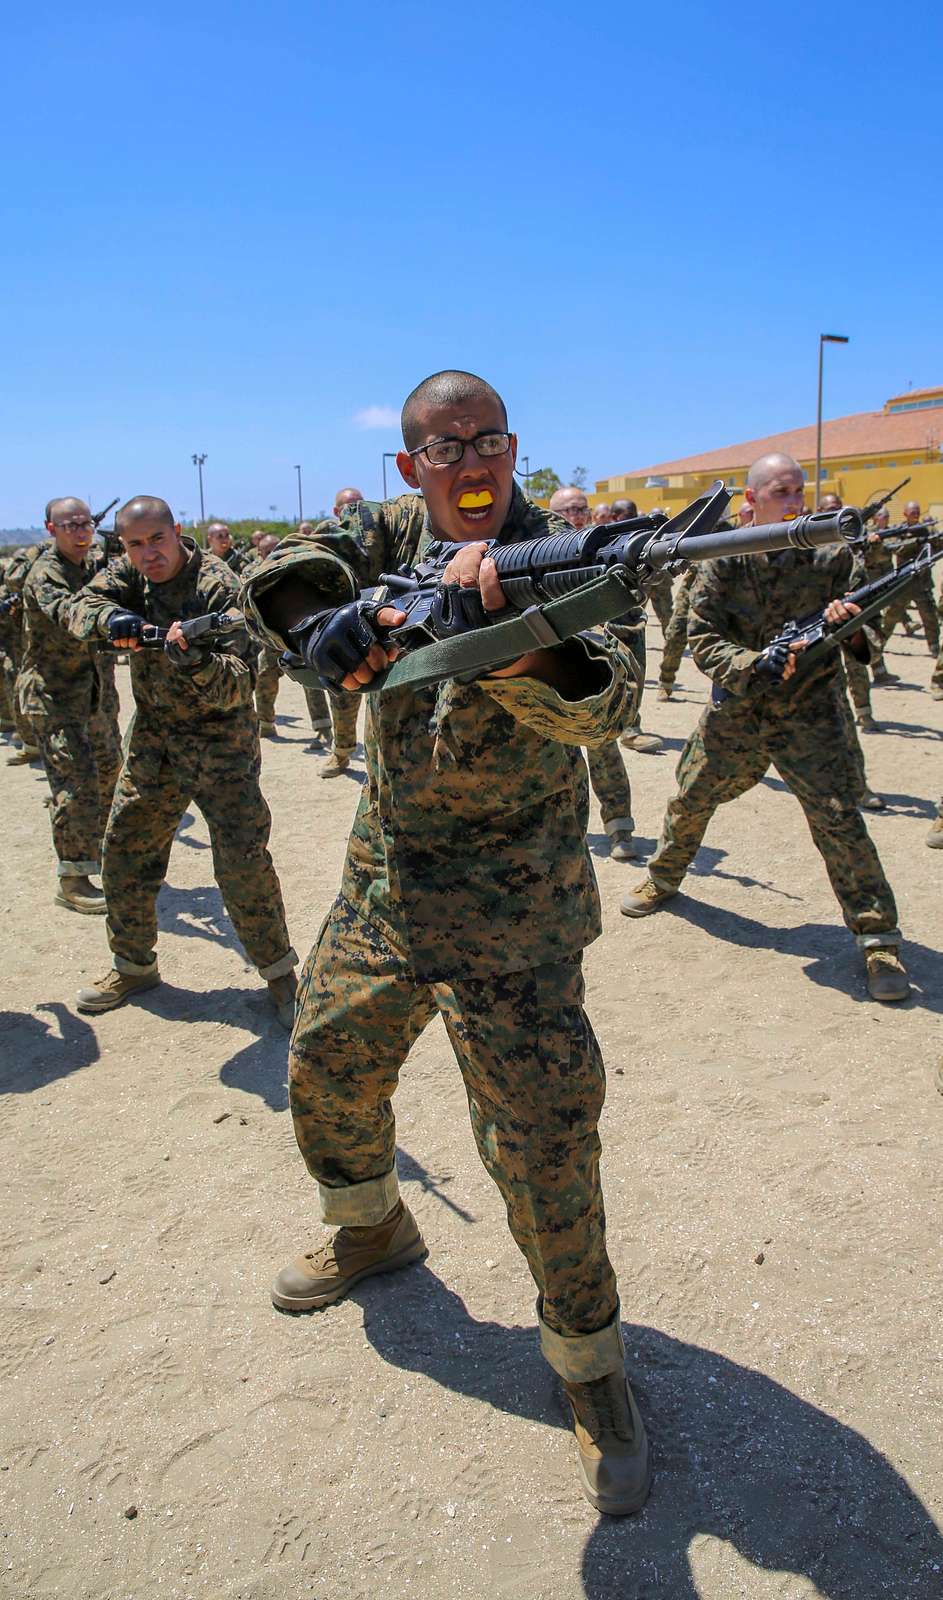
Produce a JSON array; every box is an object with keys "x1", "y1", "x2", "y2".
[
  {"x1": 876, "y1": 718, "x2": 943, "y2": 742},
  {"x1": 872, "y1": 790, "x2": 940, "y2": 819},
  {"x1": 660, "y1": 896, "x2": 943, "y2": 1014},
  {"x1": 0, "y1": 1002, "x2": 100, "y2": 1094},
  {"x1": 396, "y1": 1145, "x2": 477, "y2": 1223},
  {"x1": 219, "y1": 1028, "x2": 289, "y2": 1111},
  {"x1": 156, "y1": 881, "x2": 242, "y2": 953},
  {"x1": 174, "y1": 809, "x2": 211, "y2": 851},
  {"x1": 351, "y1": 1270, "x2": 943, "y2": 1597}
]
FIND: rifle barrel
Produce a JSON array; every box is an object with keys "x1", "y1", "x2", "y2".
[{"x1": 645, "y1": 506, "x2": 861, "y2": 567}]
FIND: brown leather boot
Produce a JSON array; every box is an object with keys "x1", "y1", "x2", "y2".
[
  {"x1": 563, "y1": 1369, "x2": 652, "y2": 1515},
  {"x1": 267, "y1": 970, "x2": 298, "y2": 1030},
  {"x1": 76, "y1": 966, "x2": 161, "y2": 1013},
  {"x1": 271, "y1": 1201, "x2": 426, "y2": 1312},
  {"x1": 55, "y1": 875, "x2": 107, "y2": 914}
]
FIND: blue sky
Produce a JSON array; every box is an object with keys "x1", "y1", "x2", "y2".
[{"x1": 3, "y1": 0, "x2": 941, "y2": 527}]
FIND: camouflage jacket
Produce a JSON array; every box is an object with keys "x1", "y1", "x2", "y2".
[
  {"x1": 67, "y1": 539, "x2": 255, "y2": 736},
  {"x1": 243, "y1": 487, "x2": 637, "y2": 980},
  {"x1": 851, "y1": 535, "x2": 894, "y2": 583},
  {"x1": 222, "y1": 546, "x2": 254, "y2": 577},
  {"x1": 20, "y1": 544, "x2": 115, "y2": 720},
  {"x1": 688, "y1": 544, "x2": 875, "y2": 711}
]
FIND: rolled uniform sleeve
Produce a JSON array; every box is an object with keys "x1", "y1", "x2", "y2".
[{"x1": 480, "y1": 632, "x2": 635, "y2": 747}]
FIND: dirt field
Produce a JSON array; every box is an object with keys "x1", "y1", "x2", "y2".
[{"x1": 1, "y1": 621, "x2": 941, "y2": 1600}]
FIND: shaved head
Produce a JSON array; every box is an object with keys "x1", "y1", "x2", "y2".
[
  {"x1": 45, "y1": 496, "x2": 88, "y2": 525},
  {"x1": 333, "y1": 487, "x2": 365, "y2": 516},
  {"x1": 116, "y1": 495, "x2": 175, "y2": 535},
  {"x1": 258, "y1": 534, "x2": 279, "y2": 557},
  {"x1": 903, "y1": 500, "x2": 921, "y2": 520},
  {"x1": 610, "y1": 499, "x2": 638, "y2": 519},
  {"x1": 401, "y1": 370, "x2": 508, "y2": 451},
  {"x1": 206, "y1": 520, "x2": 230, "y2": 537},
  {"x1": 746, "y1": 452, "x2": 804, "y2": 492},
  {"x1": 549, "y1": 485, "x2": 591, "y2": 528}
]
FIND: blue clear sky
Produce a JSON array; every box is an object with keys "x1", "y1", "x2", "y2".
[{"x1": 3, "y1": 0, "x2": 941, "y2": 527}]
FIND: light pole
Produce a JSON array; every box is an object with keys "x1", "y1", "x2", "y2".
[
  {"x1": 815, "y1": 335, "x2": 849, "y2": 508},
  {"x1": 381, "y1": 451, "x2": 398, "y2": 500},
  {"x1": 191, "y1": 453, "x2": 207, "y2": 523},
  {"x1": 516, "y1": 454, "x2": 531, "y2": 496},
  {"x1": 294, "y1": 465, "x2": 303, "y2": 523}
]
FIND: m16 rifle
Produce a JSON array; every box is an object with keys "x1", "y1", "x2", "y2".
[
  {"x1": 284, "y1": 480, "x2": 865, "y2": 694},
  {"x1": 856, "y1": 477, "x2": 911, "y2": 529},
  {"x1": 101, "y1": 609, "x2": 245, "y2": 651},
  {"x1": 760, "y1": 538, "x2": 943, "y2": 680},
  {"x1": 91, "y1": 498, "x2": 122, "y2": 560}
]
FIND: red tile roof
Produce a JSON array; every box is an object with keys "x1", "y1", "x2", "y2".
[{"x1": 622, "y1": 402, "x2": 943, "y2": 478}]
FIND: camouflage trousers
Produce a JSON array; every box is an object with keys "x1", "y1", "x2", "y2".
[
  {"x1": 585, "y1": 740, "x2": 633, "y2": 831},
  {"x1": 328, "y1": 693, "x2": 360, "y2": 757},
  {"x1": 834, "y1": 664, "x2": 868, "y2": 801},
  {"x1": 255, "y1": 646, "x2": 332, "y2": 734},
  {"x1": 289, "y1": 896, "x2": 621, "y2": 1351},
  {"x1": 34, "y1": 710, "x2": 121, "y2": 876},
  {"x1": 843, "y1": 651, "x2": 873, "y2": 720},
  {"x1": 3, "y1": 654, "x2": 37, "y2": 748},
  {"x1": 882, "y1": 572, "x2": 940, "y2": 657},
  {"x1": 647, "y1": 694, "x2": 899, "y2": 943},
  {"x1": 102, "y1": 725, "x2": 295, "y2": 977},
  {"x1": 660, "y1": 580, "x2": 694, "y2": 687},
  {"x1": 932, "y1": 631, "x2": 943, "y2": 693},
  {"x1": 647, "y1": 572, "x2": 674, "y2": 638}
]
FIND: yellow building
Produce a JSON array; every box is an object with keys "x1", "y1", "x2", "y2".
[{"x1": 594, "y1": 387, "x2": 943, "y2": 523}]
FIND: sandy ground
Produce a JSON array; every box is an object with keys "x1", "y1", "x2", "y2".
[{"x1": 1, "y1": 620, "x2": 941, "y2": 1600}]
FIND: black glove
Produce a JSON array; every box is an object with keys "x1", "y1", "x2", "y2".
[
  {"x1": 107, "y1": 610, "x2": 146, "y2": 644},
  {"x1": 287, "y1": 600, "x2": 386, "y2": 692},
  {"x1": 164, "y1": 634, "x2": 210, "y2": 672},
  {"x1": 753, "y1": 640, "x2": 792, "y2": 682}
]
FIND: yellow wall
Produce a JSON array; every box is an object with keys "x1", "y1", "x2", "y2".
[{"x1": 592, "y1": 457, "x2": 943, "y2": 524}]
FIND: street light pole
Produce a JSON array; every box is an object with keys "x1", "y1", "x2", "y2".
[
  {"x1": 191, "y1": 453, "x2": 207, "y2": 523},
  {"x1": 294, "y1": 465, "x2": 303, "y2": 523},
  {"x1": 382, "y1": 452, "x2": 398, "y2": 500},
  {"x1": 815, "y1": 334, "x2": 849, "y2": 508}
]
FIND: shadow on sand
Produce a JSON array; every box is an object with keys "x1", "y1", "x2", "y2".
[{"x1": 352, "y1": 1267, "x2": 943, "y2": 1598}]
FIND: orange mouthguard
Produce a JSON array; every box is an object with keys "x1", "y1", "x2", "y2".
[{"x1": 458, "y1": 490, "x2": 494, "y2": 509}]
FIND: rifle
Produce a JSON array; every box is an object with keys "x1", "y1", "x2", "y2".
[
  {"x1": 857, "y1": 477, "x2": 910, "y2": 528},
  {"x1": 101, "y1": 609, "x2": 245, "y2": 651},
  {"x1": 764, "y1": 539, "x2": 943, "y2": 677},
  {"x1": 338, "y1": 481, "x2": 864, "y2": 692}
]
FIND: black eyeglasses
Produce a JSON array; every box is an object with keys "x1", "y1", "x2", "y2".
[
  {"x1": 53, "y1": 516, "x2": 94, "y2": 532},
  {"x1": 407, "y1": 431, "x2": 512, "y2": 467}
]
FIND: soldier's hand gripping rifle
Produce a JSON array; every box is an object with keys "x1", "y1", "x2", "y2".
[
  {"x1": 755, "y1": 538, "x2": 943, "y2": 682},
  {"x1": 285, "y1": 481, "x2": 865, "y2": 694},
  {"x1": 103, "y1": 609, "x2": 246, "y2": 669}
]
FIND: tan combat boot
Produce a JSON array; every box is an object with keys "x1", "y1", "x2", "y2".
[
  {"x1": 271, "y1": 1201, "x2": 427, "y2": 1312},
  {"x1": 267, "y1": 970, "x2": 298, "y2": 1030},
  {"x1": 76, "y1": 966, "x2": 161, "y2": 1013},
  {"x1": 620, "y1": 728, "x2": 663, "y2": 754},
  {"x1": 864, "y1": 948, "x2": 910, "y2": 1003},
  {"x1": 563, "y1": 1369, "x2": 652, "y2": 1516},
  {"x1": 55, "y1": 875, "x2": 107, "y2": 915},
  {"x1": 926, "y1": 816, "x2": 943, "y2": 849},
  {"x1": 620, "y1": 877, "x2": 677, "y2": 918},
  {"x1": 259, "y1": 720, "x2": 277, "y2": 738},
  {"x1": 6, "y1": 743, "x2": 40, "y2": 766},
  {"x1": 856, "y1": 712, "x2": 877, "y2": 733},
  {"x1": 657, "y1": 683, "x2": 672, "y2": 701},
  {"x1": 931, "y1": 686, "x2": 943, "y2": 702},
  {"x1": 320, "y1": 750, "x2": 351, "y2": 779},
  {"x1": 859, "y1": 789, "x2": 886, "y2": 811}
]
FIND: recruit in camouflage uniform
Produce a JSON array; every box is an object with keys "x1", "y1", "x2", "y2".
[
  {"x1": 622, "y1": 465, "x2": 908, "y2": 1000},
  {"x1": 2, "y1": 543, "x2": 45, "y2": 759},
  {"x1": 21, "y1": 531, "x2": 122, "y2": 909},
  {"x1": 0, "y1": 559, "x2": 20, "y2": 732},
  {"x1": 880, "y1": 510, "x2": 941, "y2": 659},
  {"x1": 66, "y1": 518, "x2": 297, "y2": 1017},
  {"x1": 658, "y1": 565, "x2": 697, "y2": 697},
  {"x1": 242, "y1": 480, "x2": 646, "y2": 1410}
]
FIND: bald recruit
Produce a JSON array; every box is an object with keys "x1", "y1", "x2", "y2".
[{"x1": 401, "y1": 370, "x2": 508, "y2": 452}]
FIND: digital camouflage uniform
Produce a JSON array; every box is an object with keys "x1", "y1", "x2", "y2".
[
  {"x1": 843, "y1": 536, "x2": 894, "y2": 722},
  {"x1": 646, "y1": 570, "x2": 674, "y2": 638},
  {"x1": 242, "y1": 555, "x2": 333, "y2": 737},
  {"x1": 243, "y1": 487, "x2": 640, "y2": 1380},
  {"x1": 646, "y1": 545, "x2": 901, "y2": 948},
  {"x1": 66, "y1": 540, "x2": 296, "y2": 982},
  {"x1": 0, "y1": 560, "x2": 19, "y2": 728},
  {"x1": 881, "y1": 531, "x2": 940, "y2": 656},
  {"x1": 2, "y1": 545, "x2": 45, "y2": 749},
  {"x1": 660, "y1": 567, "x2": 697, "y2": 689},
  {"x1": 20, "y1": 545, "x2": 122, "y2": 876}
]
